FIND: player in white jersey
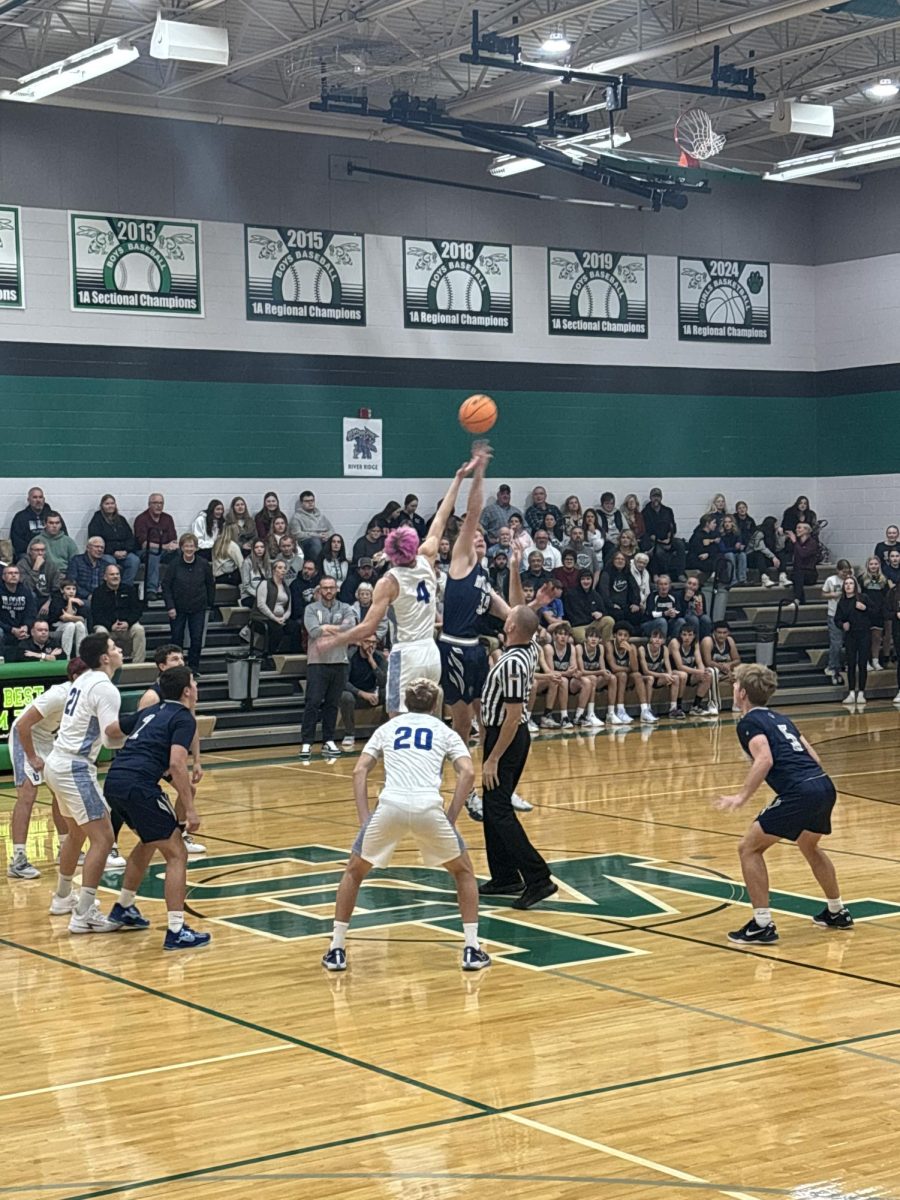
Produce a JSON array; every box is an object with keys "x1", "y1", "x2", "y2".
[
  {"x1": 41, "y1": 633, "x2": 129, "y2": 934},
  {"x1": 7, "y1": 659, "x2": 88, "y2": 879},
  {"x1": 322, "y1": 678, "x2": 490, "y2": 973},
  {"x1": 321, "y1": 450, "x2": 484, "y2": 714}
]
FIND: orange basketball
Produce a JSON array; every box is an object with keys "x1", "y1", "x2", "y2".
[{"x1": 459, "y1": 393, "x2": 497, "y2": 434}]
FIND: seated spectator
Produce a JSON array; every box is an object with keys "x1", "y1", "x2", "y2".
[
  {"x1": 436, "y1": 536, "x2": 453, "y2": 569},
  {"x1": 561, "y1": 495, "x2": 583, "y2": 536},
  {"x1": 91, "y1": 563, "x2": 146, "y2": 664},
  {"x1": 533, "y1": 529, "x2": 562, "y2": 572},
  {"x1": 488, "y1": 549, "x2": 511, "y2": 601},
  {"x1": 733, "y1": 501, "x2": 756, "y2": 551},
  {"x1": 318, "y1": 533, "x2": 350, "y2": 585},
  {"x1": 352, "y1": 518, "x2": 384, "y2": 564},
  {"x1": 620, "y1": 494, "x2": 646, "y2": 542},
  {"x1": 525, "y1": 485, "x2": 562, "y2": 534},
  {"x1": 575, "y1": 625, "x2": 616, "y2": 725},
  {"x1": 265, "y1": 514, "x2": 290, "y2": 561},
  {"x1": 507, "y1": 513, "x2": 533, "y2": 552},
  {"x1": 255, "y1": 491, "x2": 287, "y2": 541},
  {"x1": 379, "y1": 500, "x2": 405, "y2": 530},
  {"x1": 10, "y1": 487, "x2": 67, "y2": 558},
  {"x1": 791, "y1": 522, "x2": 820, "y2": 606},
  {"x1": 521, "y1": 550, "x2": 551, "y2": 592},
  {"x1": 858, "y1": 556, "x2": 890, "y2": 670},
  {"x1": 875, "y1": 525, "x2": 900, "y2": 569},
  {"x1": 401, "y1": 494, "x2": 427, "y2": 540},
  {"x1": 564, "y1": 526, "x2": 599, "y2": 582},
  {"x1": 541, "y1": 512, "x2": 564, "y2": 549},
  {"x1": 706, "y1": 494, "x2": 729, "y2": 533},
  {"x1": 720, "y1": 515, "x2": 748, "y2": 585},
  {"x1": 134, "y1": 492, "x2": 179, "y2": 600},
  {"x1": 609, "y1": 623, "x2": 656, "y2": 724},
  {"x1": 163, "y1": 533, "x2": 215, "y2": 675},
  {"x1": 618, "y1": 529, "x2": 639, "y2": 562},
  {"x1": 552, "y1": 548, "x2": 579, "y2": 592},
  {"x1": 782, "y1": 495, "x2": 817, "y2": 539},
  {"x1": 69, "y1": 536, "x2": 114, "y2": 603},
  {"x1": 638, "y1": 628, "x2": 685, "y2": 720},
  {"x1": 630, "y1": 551, "x2": 652, "y2": 608},
  {"x1": 34, "y1": 512, "x2": 77, "y2": 573},
  {"x1": 290, "y1": 490, "x2": 335, "y2": 560},
  {"x1": 681, "y1": 575, "x2": 713, "y2": 640},
  {"x1": 339, "y1": 636, "x2": 387, "y2": 749},
  {"x1": 822, "y1": 560, "x2": 852, "y2": 685},
  {"x1": 351, "y1": 581, "x2": 389, "y2": 645},
  {"x1": 289, "y1": 560, "x2": 322, "y2": 647},
  {"x1": 538, "y1": 578, "x2": 566, "y2": 631},
  {"x1": 668, "y1": 625, "x2": 714, "y2": 714},
  {"x1": 274, "y1": 534, "x2": 304, "y2": 585},
  {"x1": 212, "y1": 525, "x2": 244, "y2": 586},
  {"x1": 597, "y1": 493, "x2": 623, "y2": 562},
  {"x1": 599, "y1": 550, "x2": 642, "y2": 631},
  {"x1": 644, "y1": 575, "x2": 685, "y2": 641},
  {"x1": 582, "y1": 508, "x2": 605, "y2": 556},
  {"x1": 88, "y1": 494, "x2": 140, "y2": 587},
  {"x1": 250, "y1": 559, "x2": 293, "y2": 656},
  {"x1": 0, "y1": 564, "x2": 36, "y2": 660},
  {"x1": 480, "y1": 483, "x2": 522, "y2": 543},
  {"x1": 20, "y1": 618, "x2": 65, "y2": 663},
  {"x1": 701, "y1": 621, "x2": 742, "y2": 687},
  {"x1": 564, "y1": 570, "x2": 611, "y2": 641},
  {"x1": 340, "y1": 556, "x2": 378, "y2": 604},
  {"x1": 748, "y1": 517, "x2": 788, "y2": 588},
  {"x1": 687, "y1": 514, "x2": 721, "y2": 575},
  {"x1": 48, "y1": 578, "x2": 87, "y2": 656},
  {"x1": 488, "y1": 526, "x2": 514, "y2": 558},
  {"x1": 541, "y1": 621, "x2": 591, "y2": 729},
  {"x1": 16, "y1": 538, "x2": 59, "y2": 617},
  {"x1": 193, "y1": 499, "x2": 226, "y2": 560},
  {"x1": 227, "y1": 497, "x2": 257, "y2": 554},
  {"x1": 641, "y1": 488, "x2": 686, "y2": 580},
  {"x1": 241, "y1": 539, "x2": 271, "y2": 607}
]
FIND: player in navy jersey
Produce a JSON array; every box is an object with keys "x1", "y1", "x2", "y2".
[
  {"x1": 103, "y1": 666, "x2": 211, "y2": 951},
  {"x1": 715, "y1": 663, "x2": 853, "y2": 944}
]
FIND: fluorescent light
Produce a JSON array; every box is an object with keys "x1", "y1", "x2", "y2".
[
  {"x1": 489, "y1": 155, "x2": 545, "y2": 177},
  {"x1": 541, "y1": 30, "x2": 570, "y2": 55},
  {"x1": 488, "y1": 130, "x2": 630, "y2": 177},
  {"x1": 765, "y1": 133, "x2": 900, "y2": 180},
  {"x1": 865, "y1": 77, "x2": 899, "y2": 100},
  {"x1": 1, "y1": 38, "x2": 138, "y2": 102}
]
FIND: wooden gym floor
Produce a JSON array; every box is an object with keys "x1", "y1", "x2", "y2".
[{"x1": 3, "y1": 704, "x2": 900, "y2": 1200}]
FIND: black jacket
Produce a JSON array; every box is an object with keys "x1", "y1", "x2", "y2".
[
  {"x1": 687, "y1": 526, "x2": 721, "y2": 570},
  {"x1": 641, "y1": 503, "x2": 677, "y2": 544},
  {"x1": 163, "y1": 556, "x2": 215, "y2": 615},
  {"x1": 563, "y1": 585, "x2": 604, "y2": 627},
  {"x1": 91, "y1": 583, "x2": 143, "y2": 629},
  {"x1": 598, "y1": 566, "x2": 639, "y2": 622},
  {"x1": 87, "y1": 512, "x2": 137, "y2": 557},
  {"x1": 10, "y1": 504, "x2": 67, "y2": 558},
  {"x1": 645, "y1": 589, "x2": 685, "y2": 621},
  {"x1": 836, "y1": 593, "x2": 873, "y2": 635}
]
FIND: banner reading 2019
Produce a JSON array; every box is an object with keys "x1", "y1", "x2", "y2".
[
  {"x1": 403, "y1": 237, "x2": 512, "y2": 332},
  {"x1": 245, "y1": 226, "x2": 366, "y2": 325},
  {"x1": 69, "y1": 212, "x2": 202, "y2": 316}
]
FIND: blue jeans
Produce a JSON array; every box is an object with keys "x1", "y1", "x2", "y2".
[
  {"x1": 682, "y1": 612, "x2": 713, "y2": 640},
  {"x1": 144, "y1": 548, "x2": 175, "y2": 593},
  {"x1": 640, "y1": 617, "x2": 667, "y2": 639},
  {"x1": 112, "y1": 551, "x2": 141, "y2": 587},
  {"x1": 720, "y1": 552, "x2": 747, "y2": 584},
  {"x1": 827, "y1": 616, "x2": 843, "y2": 676},
  {"x1": 171, "y1": 610, "x2": 208, "y2": 672}
]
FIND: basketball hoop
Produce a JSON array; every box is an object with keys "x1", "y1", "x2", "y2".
[{"x1": 674, "y1": 108, "x2": 726, "y2": 168}]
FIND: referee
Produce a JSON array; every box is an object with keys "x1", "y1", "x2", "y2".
[{"x1": 479, "y1": 605, "x2": 557, "y2": 910}]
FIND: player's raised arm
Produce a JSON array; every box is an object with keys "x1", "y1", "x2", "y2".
[
  {"x1": 452, "y1": 444, "x2": 492, "y2": 568},
  {"x1": 323, "y1": 573, "x2": 398, "y2": 649},
  {"x1": 420, "y1": 453, "x2": 480, "y2": 561}
]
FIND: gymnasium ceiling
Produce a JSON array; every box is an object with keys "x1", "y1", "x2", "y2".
[{"x1": 3, "y1": 0, "x2": 900, "y2": 172}]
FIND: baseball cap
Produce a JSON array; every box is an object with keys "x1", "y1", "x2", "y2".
[
  {"x1": 357, "y1": 556, "x2": 374, "y2": 568},
  {"x1": 498, "y1": 483, "x2": 511, "y2": 493},
  {"x1": 650, "y1": 487, "x2": 662, "y2": 498}
]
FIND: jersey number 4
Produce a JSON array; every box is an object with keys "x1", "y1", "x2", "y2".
[
  {"x1": 416, "y1": 581, "x2": 430, "y2": 604},
  {"x1": 393, "y1": 727, "x2": 434, "y2": 751}
]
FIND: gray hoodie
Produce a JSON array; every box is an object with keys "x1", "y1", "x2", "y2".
[
  {"x1": 304, "y1": 597, "x2": 356, "y2": 664},
  {"x1": 289, "y1": 505, "x2": 334, "y2": 540}
]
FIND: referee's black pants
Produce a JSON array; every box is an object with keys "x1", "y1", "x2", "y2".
[{"x1": 482, "y1": 724, "x2": 550, "y2": 888}]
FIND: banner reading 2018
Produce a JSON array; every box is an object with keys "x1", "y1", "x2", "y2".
[
  {"x1": 678, "y1": 257, "x2": 770, "y2": 344},
  {"x1": 245, "y1": 226, "x2": 365, "y2": 325},
  {"x1": 548, "y1": 249, "x2": 647, "y2": 338},
  {"x1": 70, "y1": 212, "x2": 202, "y2": 316},
  {"x1": 403, "y1": 237, "x2": 512, "y2": 332}
]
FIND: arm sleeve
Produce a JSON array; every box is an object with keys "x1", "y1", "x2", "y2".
[
  {"x1": 96, "y1": 681, "x2": 122, "y2": 733},
  {"x1": 172, "y1": 709, "x2": 197, "y2": 752},
  {"x1": 361, "y1": 725, "x2": 386, "y2": 760},
  {"x1": 32, "y1": 683, "x2": 68, "y2": 722},
  {"x1": 118, "y1": 710, "x2": 143, "y2": 736},
  {"x1": 501, "y1": 656, "x2": 529, "y2": 703},
  {"x1": 304, "y1": 603, "x2": 324, "y2": 639}
]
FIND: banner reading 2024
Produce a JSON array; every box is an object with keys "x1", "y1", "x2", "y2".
[
  {"x1": 245, "y1": 226, "x2": 365, "y2": 325},
  {"x1": 403, "y1": 237, "x2": 512, "y2": 332},
  {"x1": 678, "y1": 257, "x2": 770, "y2": 344},
  {"x1": 0, "y1": 206, "x2": 23, "y2": 308},
  {"x1": 70, "y1": 212, "x2": 202, "y2": 316},
  {"x1": 548, "y1": 249, "x2": 647, "y2": 338}
]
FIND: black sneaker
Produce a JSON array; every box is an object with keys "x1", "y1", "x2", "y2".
[
  {"x1": 322, "y1": 946, "x2": 347, "y2": 971},
  {"x1": 671, "y1": 707, "x2": 687, "y2": 720},
  {"x1": 479, "y1": 878, "x2": 523, "y2": 896},
  {"x1": 813, "y1": 906, "x2": 854, "y2": 930},
  {"x1": 689, "y1": 702, "x2": 706, "y2": 716},
  {"x1": 512, "y1": 879, "x2": 559, "y2": 910},
  {"x1": 727, "y1": 918, "x2": 779, "y2": 944},
  {"x1": 461, "y1": 946, "x2": 491, "y2": 971}
]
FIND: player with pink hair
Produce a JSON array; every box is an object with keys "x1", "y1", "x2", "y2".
[{"x1": 322, "y1": 450, "x2": 483, "y2": 715}]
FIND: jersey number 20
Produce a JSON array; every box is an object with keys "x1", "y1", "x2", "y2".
[{"x1": 393, "y1": 727, "x2": 434, "y2": 750}]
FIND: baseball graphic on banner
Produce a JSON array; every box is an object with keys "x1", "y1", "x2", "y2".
[
  {"x1": 403, "y1": 237, "x2": 512, "y2": 332},
  {"x1": 245, "y1": 226, "x2": 365, "y2": 325},
  {"x1": 548, "y1": 249, "x2": 648, "y2": 338}
]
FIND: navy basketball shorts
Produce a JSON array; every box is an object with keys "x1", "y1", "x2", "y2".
[
  {"x1": 105, "y1": 780, "x2": 182, "y2": 845},
  {"x1": 756, "y1": 776, "x2": 836, "y2": 841},
  {"x1": 439, "y1": 639, "x2": 489, "y2": 706}
]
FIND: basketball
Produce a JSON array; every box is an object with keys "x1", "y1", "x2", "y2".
[{"x1": 459, "y1": 393, "x2": 497, "y2": 433}]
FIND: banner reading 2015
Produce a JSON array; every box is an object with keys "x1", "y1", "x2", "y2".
[
  {"x1": 548, "y1": 249, "x2": 647, "y2": 338},
  {"x1": 245, "y1": 226, "x2": 365, "y2": 325},
  {"x1": 0, "y1": 206, "x2": 23, "y2": 308},
  {"x1": 403, "y1": 237, "x2": 512, "y2": 332},
  {"x1": 678, "y1": 257, "x2": 770, "y2": 344},
  {"x1": 70, "y1": 212, "x2": 202, "y2": 316}
]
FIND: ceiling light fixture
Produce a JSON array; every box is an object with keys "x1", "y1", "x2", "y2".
[
  {"x1": 1, "y1": 38, "x2": 139, "y2": 102},
  {"x1": 764, "y1": 133, "x2": 900, "y2": 181},
  {"x1": 540, "y1": 30, "x2": 571, "y2": 56},
  {"x1": 489, "y1": 155, "x2": 545, "y2": 177},
  {"x1": 864, "y1": 77, "x2": 899, "y2": 100}
]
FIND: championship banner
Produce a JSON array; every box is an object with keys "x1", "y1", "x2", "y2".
[
  {"x1": 0, "y1": 206, "x2": 23, "y2": 308},
  {"x1": 403, "y1": 237, "x2": 512, "y2": 332},
  {"x1": 678, "y1": 257, "x2": 770, "y2": 344},
  {"x1": 70, "y1": 212, "x2": 203, "y2": 316},
  {"x1": 343, "y1": 417, "x2": 383, "y2": 477},
  {"x1": 548, "y1": 249, "x2": 647, "y2": 338},
  {"x1": 245, "y1": 226, "x2": 365, "y2": 325}
]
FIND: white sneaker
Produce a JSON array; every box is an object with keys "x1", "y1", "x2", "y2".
[
  {"x1": 511, "y1": 793, "x2": 533, "y2": 812},
  {"x1": 183, "y1": 832, "x2": 206, "y2": 854},
  {"x1": 606, "y1": 710, "x2": 623, "y2": 725},
  {"x1": 106, "y1": 846, "x2": 126, "y2": 870},
  {"x1": 341, "y1": 736, "x2": 356, "y2": 751},
  {"x1": 857, "y1": 692, "x2": 866, "y2": 705},
  {"x1": 640, "y1": 708, "x2": 658, "y2": 724},
  {"x1": 842, "y1": 692, "x2": 856, "y2": 705},
  {"x1": 69, "y1": 904, "x2": 121, "y2": 934},
  {"x1": 869, "y1": 660, "x2": 881, "y2": 671},
  {"x1": 892, "y1": 690, "x2": 900, "y2": 705},
  {"x1": 7, "y1": 854, "x2": 40, "y2": 879},
  {"x1": 527, "y1": 719, "x2": 539, "y2": 734},
  {"x1": 761, "y1": 574, "x2": 775, "y2": 588},
  {"x1": 705, "y1": 704, "x2": 719, "y2": 717},
  {"x1": 540, "y1": 715, "x2": 560, "y2": 729},
  {"x1": 616, "y1": 707, "x2": 634, "y2": 724},
  {"x1": 585, "y1": 712, "x2": 604, "y2": 728},
  {"x1": 465, "y1": 790, "x2": 483, "y2": 821},
  {"x1": 778, "y1": 573, "x2": 790, "y2": 588},
  {"x1": 49, "y1": 892, "x2": 78, "y2": 915},
  {"x1": 322, "y1": 741, "x2": 342, "y2": 756}
]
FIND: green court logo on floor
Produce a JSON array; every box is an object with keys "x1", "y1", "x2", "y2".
[{"x1": 129, "y1": 847, "x2": 900, "y2": 970}]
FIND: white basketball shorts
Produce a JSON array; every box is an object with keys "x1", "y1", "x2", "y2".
[
  {"x1": 352, "y1": 799, "x2": 465, "y2": 868},
  {"x1": 43, "y1": 752, "x2": 110, "y2": 827},
  {"x1": 9, "y1": 726, "x2": 55, "y2": 788},
  {"x1": 386, "y1": 638, "x2": 441, "y2": 713}
]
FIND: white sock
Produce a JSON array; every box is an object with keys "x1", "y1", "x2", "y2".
[
  {"x1": 76, "y1": 886, "x2": 97, "y2": 917},
  {"x1": 827, "y1": 896, "x2": 844, "y2": 913},
  {"x1": 753, "y1": 907, "x2": 772, "y2": 927},
  {"x1": 168, "y1": 910, "x2": 185, "y2": 933},
  {"x1": 641, "y1": 703, "x2": 651, "y2": 714},
  {"x1": 587, "y1": 703, "x2": 595, "y2": 716},
  {"x1": 463, "y1": 922, "x2": 479, "y2": 949},
  {"x1": 119, "y1": 888, "x2": 137, "y2": 908},
  {"x1": 574, "y1": 708, "x2": 584, "y2": 721},
  {"x1": 12, "y1": 843, "x2": 26, "y2": 859},
  {"x1": 56, "y1": 872, "x2": 74, "y2": 899},
  {"x1": 331, "y1": 920, "x2": 349, "y2": 950},
  {"x1": 669, "y1": 702, "x2": 678, "y2": 712},
  {"x1": 607, "y1": 706, "x2": 616, "y2": 716}
]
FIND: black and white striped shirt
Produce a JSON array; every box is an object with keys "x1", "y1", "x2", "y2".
[{"x1": 481, "y1": 640, "x2": 539, "y2": 727}]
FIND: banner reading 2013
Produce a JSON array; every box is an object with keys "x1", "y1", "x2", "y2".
[
  {"x1": 548, "y1": 248, "x2": 647, "y2": 338},
  {"x1": 678, "y1": 257, "x2": 770, "y2": 344},
  {"x1": 403, "y1": 237, "x2": 512, "y2": 332},
  {"x1": 245, "y1": 226, "x2": 366, "y2": 325},
  {"x1": 70, "y1": 212, "x2": 202, "y2": 316},
  {"x1": 0, "y1": 206, "x2": 24, "y2": 308}
]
